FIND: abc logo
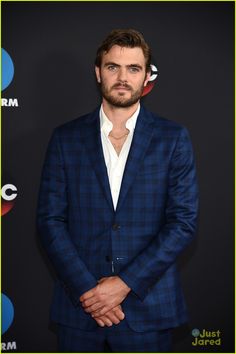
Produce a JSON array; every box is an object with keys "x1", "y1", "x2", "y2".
[
  {"x1": 142, "y1": 64, "x2": 158, "y2": 97},
  {"x1": 1, "y1": 184, "x2": 18, "y2": 216}
]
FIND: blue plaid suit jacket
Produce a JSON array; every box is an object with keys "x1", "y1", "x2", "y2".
[{"x1": 37, "y1": 105, "x2": 198, "y2": 332}]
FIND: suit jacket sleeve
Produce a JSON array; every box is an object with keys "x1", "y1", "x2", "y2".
[
  {"x1": 119, "y1": 126, "x2": 199, "y2": 301},
  {"x1": 37, "y1": 129, "x2": 97, "y2": 306}
]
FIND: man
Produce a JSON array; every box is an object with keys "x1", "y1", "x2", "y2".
[{"x1": 37, "y1": 29, "x2": 198, "y2": 352}]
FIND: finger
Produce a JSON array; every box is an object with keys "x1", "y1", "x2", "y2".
[
  {"x1": 114, "y1": 308, "x2": 125, "y2": 320},
  {"x1": 82, "y1": 297, "x2": 100, "y2": 309},
  {"x1": 82, "y1": 296, "x2": 100, "y2": 308},
  {"x1": 94, "y1": 318, "x2": 105, "y2": 327},
  {"x1": 96, "y1": 315, "x2": 113, "y2": 327},
  {"x1": 79, "y1": 289, "x2": 95, "y2": 302},
  {"x1": 84, "y1": 302, "x2": 103, "y2": 313},
  {"x1": 98, "y1": 305, "x2": 113, "y2": 316},
  {"x1": 103, "y1": 317, "x2": 113, "y2": 327},
  {"x1": 92, "y1": 305, "x2": 111, "y2": 317},
  {"x1": 105, "y1": 312, "x2": 120, "y2": 325}
]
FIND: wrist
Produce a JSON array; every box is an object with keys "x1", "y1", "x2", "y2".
[{"x1": 117, "y1": 276, "x2": 131, "y2": 295}]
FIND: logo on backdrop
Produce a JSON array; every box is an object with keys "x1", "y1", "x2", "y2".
[
  {"x1": 142, "y1": 63, "x2": 158, "y2": 97},
  {"x1": 1, "y1": 48, "x2": 14, "y2": 91},
  {"x1": 1, "y1": 48, "x2": 19, "y2": 107},
  {"x1": 1, "y1": 184, "x2": 18, "y2": 216},
  {"x1": 2, "y1": 293, "x2": 14, "y2": 335},
  {"x1": 1, "y1": 293, "x2": 17, "y2": 351},
  {"x1": 191, "y1": 328, "x2": 222, "y2": 347}
]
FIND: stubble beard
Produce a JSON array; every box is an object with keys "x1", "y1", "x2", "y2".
[{"x1": 100, "y1": 79, "x2": 145, "y2": 108}]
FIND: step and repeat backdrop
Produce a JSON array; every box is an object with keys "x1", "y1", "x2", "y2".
[{"x1": 1, "y1": 2, "x2": 234, "y2": 353}]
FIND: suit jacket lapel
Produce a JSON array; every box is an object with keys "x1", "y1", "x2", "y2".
[
  {"x1": 116, "y1": 106, "x2": 155, "y2": 212},
  {"x1": 79, "y1": 108, "x2": 114, "y2": 211}
]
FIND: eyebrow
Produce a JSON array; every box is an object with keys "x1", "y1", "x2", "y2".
[{"x1": 104, "y1": 62, "x2": 143, "y2": 70}]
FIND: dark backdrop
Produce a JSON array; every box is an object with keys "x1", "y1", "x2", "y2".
[{"x1": 2, "y1": 1, "x2": 234, "y2": 352}]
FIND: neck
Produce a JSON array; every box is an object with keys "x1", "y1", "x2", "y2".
[{"x1": 102, "y1": 100, "x2": 139, "y2": 128}]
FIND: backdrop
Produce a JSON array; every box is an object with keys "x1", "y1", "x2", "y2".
[{"x1": 2, "y1": 1, "x2": 234, "y2": 352}]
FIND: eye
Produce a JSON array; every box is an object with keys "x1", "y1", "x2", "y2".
[
  {"x1": 128, "y1": 67, "x2": 140, "y2": 73},
  {"x1": 107, "y1": 65, "x2": 118, "y2": 72}
]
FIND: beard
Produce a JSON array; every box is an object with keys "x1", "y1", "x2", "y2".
[{"x1": 100, "y1": 80, "x2": 145, "y2": 108}]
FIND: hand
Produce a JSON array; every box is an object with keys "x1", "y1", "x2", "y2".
[
  {"x1": 93, "y1": 305, "x2": 125, "y2": 327},
  {"x1": 80, "y1": 276, "x2": 131, "y2": 317}
]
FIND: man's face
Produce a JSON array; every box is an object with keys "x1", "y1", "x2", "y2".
[{"x1": 95, "y1": 45, "x2": 150, "y2": 108}]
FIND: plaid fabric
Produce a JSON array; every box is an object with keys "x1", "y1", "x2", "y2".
[
  {"x1": 37, "y1": 105, "x2": 198, "y2": 332},
  {"x1": 57, "y1": 320, "x2": 172, "y2": 352}
]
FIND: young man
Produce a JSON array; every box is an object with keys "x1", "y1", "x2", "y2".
[{"x1": 37, "y1": 29, "x2": 198, "y2": 352}]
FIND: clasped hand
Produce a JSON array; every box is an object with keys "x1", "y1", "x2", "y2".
[{"x1": 80, "y1": 276, "x2": 130, "y2": 327}]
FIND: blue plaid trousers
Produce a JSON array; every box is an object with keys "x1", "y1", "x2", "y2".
[{"x1": 57, "y1": 319, "x2": 172, "y2": 352}]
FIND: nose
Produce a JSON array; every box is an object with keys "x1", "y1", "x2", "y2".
[{"x1": 117, "y1": 67, "x2": 127, "y2": 82}]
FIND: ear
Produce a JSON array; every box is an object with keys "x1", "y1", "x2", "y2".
[
  {"x1": 144, "y1": 71, "x2": 151, "y2": 87},
  {"x1": 95, "y1": 66, "x2": 101, "y2": 83}
]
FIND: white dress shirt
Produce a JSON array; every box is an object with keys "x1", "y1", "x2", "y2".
[{"x1": 100, "y1": 104, "x2": 140, "y2": 210}]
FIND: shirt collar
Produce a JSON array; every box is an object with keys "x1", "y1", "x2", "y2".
[{"x1": 100, "y1": 104, "x2": 140, "y2": 136}]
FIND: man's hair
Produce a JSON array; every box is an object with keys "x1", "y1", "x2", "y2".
[{"x1": 95, "y1": 29, "x2": 152, "y2": 72}]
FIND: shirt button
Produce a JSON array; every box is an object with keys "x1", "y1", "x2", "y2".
[{"x1": 112, "y1": 224, "x2": 121, "y2": 231}]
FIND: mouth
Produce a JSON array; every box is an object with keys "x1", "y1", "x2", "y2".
[{"x1": 113, "y1": 86, "x2": 131, "y2": 91}]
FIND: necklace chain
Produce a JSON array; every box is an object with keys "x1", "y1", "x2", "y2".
[{"x1": 109, "y1": 131, "x2": 129, "y2": 140}]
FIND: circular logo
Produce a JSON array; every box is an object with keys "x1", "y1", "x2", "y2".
[
  {"x1": 142, "y1": 63, "x2": 158, "y2": 97},
  {"x1": 1, "y1": 183, "x2": 18, "y2": 216},
  {"x1": 192, "y1": 328, "x2": 200, "y2": 337},
  {"x1": 2, "y1": 293, "x2": 14, "y2": 335},
  {"x1": 1, "y1": 48, "x2": 14, "y2": 91}
]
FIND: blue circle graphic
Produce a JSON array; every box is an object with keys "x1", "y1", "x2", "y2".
[
  {"x1": 2, "y1": 293, "x2": 14, "y2": 335},
  {"x1": 1, "y1": 48, "x2": 14, "y2": 91}
]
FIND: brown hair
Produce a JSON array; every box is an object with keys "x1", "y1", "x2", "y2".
[{"x1": 95, "y1": 29, "x2": 152, "y2": 72}]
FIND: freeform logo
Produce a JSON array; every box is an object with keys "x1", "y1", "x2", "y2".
[
  {"x1": 1, "y1": 49, "x2": 14, "y2": 91},
  {"x1": 2, "y1": 342, "x2": 17, "y2": 351},
  {"x1": 1, "y1": 98, "x2": 19, "y2": 107},
  {"x1": 2, "y1": 293, "x2": 14, "y2": 335},
  {"x1": 1, "y1": 48, "x2": 19, "y2": 107},
  {"x1": 142, "y1": 63, "x2": 158, "y2": 97},
  {"x1": 1, "y1": 184, "x2": 18, "y2": 216}
]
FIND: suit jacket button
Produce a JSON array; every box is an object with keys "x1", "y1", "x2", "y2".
[
  {"x1": 112, "y1": 223, "x2": 121, "y2": 230},
  {"x1": 105, "y1": 256, "x2": 111, "y2": 262}
]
